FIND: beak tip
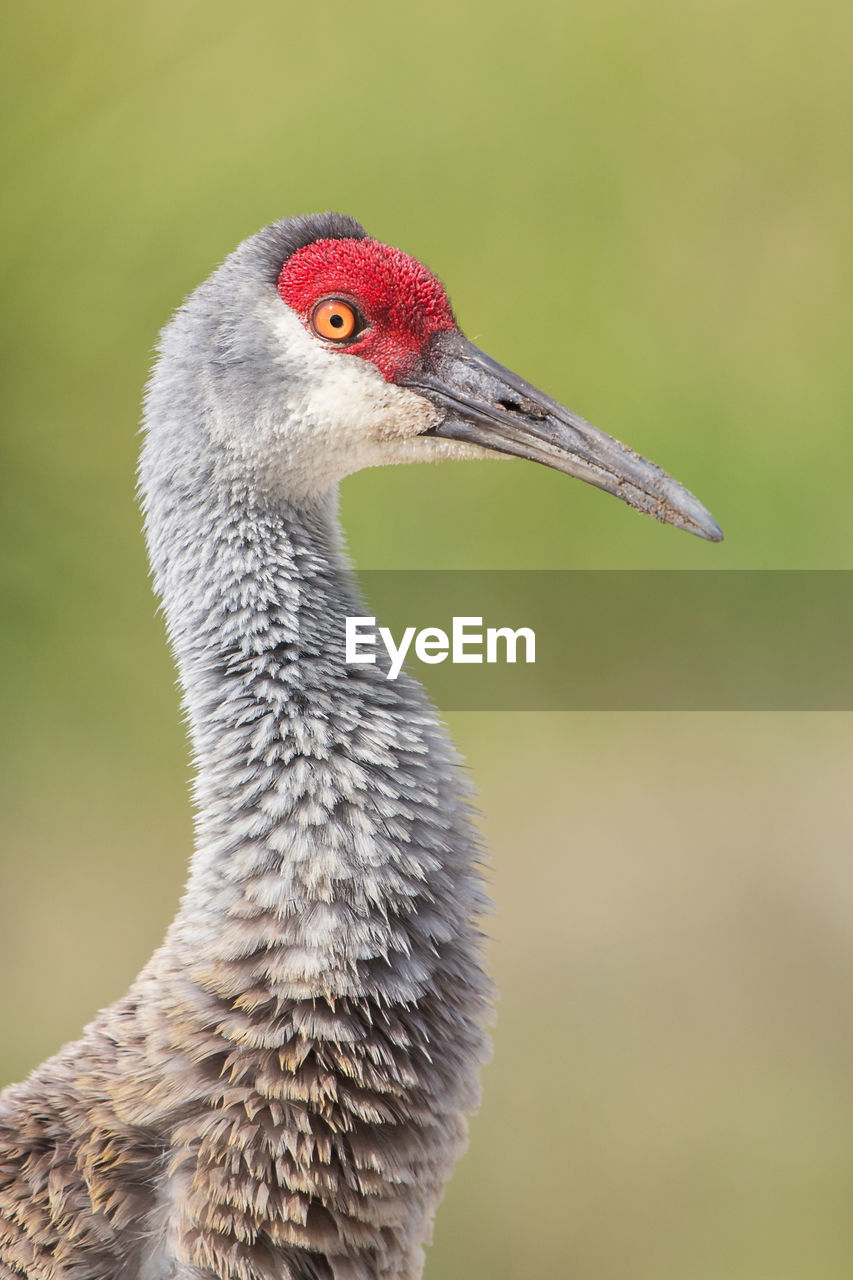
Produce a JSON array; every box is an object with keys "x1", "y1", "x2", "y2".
[
  {"x1": 693, "y1": 511, "x2": 724, "y2": 543},
  {"x1": 658, "y1": 477, "x2": 723, "y2": 543}
]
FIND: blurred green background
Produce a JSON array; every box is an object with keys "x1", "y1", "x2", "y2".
[{"x1": 2, "y1": 1, "x2": 853, "y2": 1275}]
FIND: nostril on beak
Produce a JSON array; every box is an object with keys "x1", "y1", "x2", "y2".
[{"x1": 496, "y1": 396, "x2": 547, "y2": 421}]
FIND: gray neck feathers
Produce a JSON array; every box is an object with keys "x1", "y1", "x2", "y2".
[{"x1": 141, "y1": 462, "x2": 486, "y2": 1012}]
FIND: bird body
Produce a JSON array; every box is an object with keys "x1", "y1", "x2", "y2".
[{"x1": 0, "y1": 213, "x2": 720, "y2": 1279}]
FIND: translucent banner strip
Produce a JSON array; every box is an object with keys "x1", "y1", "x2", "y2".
[{"x1": 342, "y1": 571, "x2": 853, "y2": 710}]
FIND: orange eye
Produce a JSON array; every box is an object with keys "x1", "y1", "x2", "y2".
[{"x1": 311, "y1": 298, "x2": 360, "y2": 342}]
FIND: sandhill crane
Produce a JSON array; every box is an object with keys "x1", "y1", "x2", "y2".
[{"x1": 0, "y1": 212, "x2": 722, "y2": 1280}]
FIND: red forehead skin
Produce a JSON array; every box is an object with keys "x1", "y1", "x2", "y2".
[{"x1": 277, "y1": 238, "x2": 457, "y2": 382}]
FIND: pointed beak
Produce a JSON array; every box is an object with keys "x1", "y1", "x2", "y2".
[{"x1": 406, "y1": 330, "x2": 723, "y2": 542}]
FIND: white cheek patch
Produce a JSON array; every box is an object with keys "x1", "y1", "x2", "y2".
[
  {"x1": 212, "y1": 297, "x2": 491, "y2": 499},
  {"x1": 236, "y1": 302, "x2": 445, "y2": 496},
  {"x1": 304, "y1": 354, "x2": 442, "y2": 447}
]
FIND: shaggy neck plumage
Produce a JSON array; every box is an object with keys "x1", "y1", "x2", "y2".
[{"x1": 145, "y1": 476, "x2": 481, "y2": 1010}]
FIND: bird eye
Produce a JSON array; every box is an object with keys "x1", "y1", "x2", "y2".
[{"x1": 311, "y1": 298, "x2": 362, "y2": 342}]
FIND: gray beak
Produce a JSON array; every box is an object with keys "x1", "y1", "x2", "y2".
[{"x1": 407, "y1": 330, "x2": 723, "y2": 542}]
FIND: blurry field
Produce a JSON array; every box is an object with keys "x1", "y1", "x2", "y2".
[{"x1": 2, "y1": 1, "x2": 853, "y2": 1276}]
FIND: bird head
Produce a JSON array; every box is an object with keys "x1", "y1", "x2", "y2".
[{"x1": 146, "y1": 212, "x2": 721, "y2": 541}]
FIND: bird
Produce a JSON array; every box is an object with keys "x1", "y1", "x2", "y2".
[{"x1": 0, "y1": 212, "x2": 722, "y2": 1280}]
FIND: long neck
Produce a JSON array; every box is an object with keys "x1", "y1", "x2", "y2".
[{"x1": 149, "y1": 481, "x2": 481, "y2": 1007}]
